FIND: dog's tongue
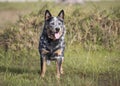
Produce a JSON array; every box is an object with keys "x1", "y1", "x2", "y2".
[{"x1": 55, "y1": 33, "x2": 60, "y2": 39}]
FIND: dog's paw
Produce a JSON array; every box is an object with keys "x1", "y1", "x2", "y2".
[
  {"x1": 60, "y1": 68, "x2": 64, "y2": 75},
  {"x1": 61, "y1": 70, "x2": 64, "y2": 75},
  {"x1": 56, "y1": 74, "x2": 60, "y2": 79},
  {"x1": 40, "y1": 72, "x2": 45, "y2": 78}
]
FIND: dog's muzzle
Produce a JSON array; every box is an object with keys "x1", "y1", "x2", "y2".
[
  {"x1": 54, "y1": 28, "x2": 61, "y2": 39},
  {"x1": 47, "y1": 27, "x2": 62, "y2": 40}
]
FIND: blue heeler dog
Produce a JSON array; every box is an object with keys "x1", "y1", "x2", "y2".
[{"x1": 38, "y1": 10, "x2": 66, "y2": 78}]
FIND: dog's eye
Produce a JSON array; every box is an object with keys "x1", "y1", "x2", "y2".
[
  {"x1": 58, "y1": 22, "x2": 62, "y2": 25},
  {"x1": 50, "y1": 22, "x2": 54, "y2": 25}
]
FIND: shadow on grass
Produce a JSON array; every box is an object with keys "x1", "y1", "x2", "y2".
[{"x1": 0, "y1": 66, "x2": 39, "y2": 74}]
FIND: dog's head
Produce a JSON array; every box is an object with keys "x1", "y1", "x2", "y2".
[{"x1": 44, "y1": 10, "x2": 65, "y2": 40}]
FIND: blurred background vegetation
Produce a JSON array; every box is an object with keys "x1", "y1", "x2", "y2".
[{"x1": 0, "y1": 0, "x2": 120, "y2": 51}]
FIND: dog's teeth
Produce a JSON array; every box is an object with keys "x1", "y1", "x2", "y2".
[{"x1": 47, "y1": 60, "x2": 51, "y2": 65}]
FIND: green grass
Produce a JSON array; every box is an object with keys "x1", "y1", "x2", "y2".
[
  {"x1": 0, "y1": 1, "x2": 120, "y2": 11},
  {"x1": 0, "y1": 2, "x2": 40, "y2": 11},
  {"x1": 0, "y1": 46, "x2": 120, "y2": 86},
  {"x1": 0, "y1": 1, "x2": 120, "y2": 86}
]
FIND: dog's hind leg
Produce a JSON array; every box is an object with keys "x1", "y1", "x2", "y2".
[
  {"x1": 60, "y1": 58, "x2": 64, "y2": 74},
  {"x1": 56, "y1": 58, "x2": 62, "y2": 78},
  {"x1": 40, "y1": 58, "x2": 46, "y2": 77}
]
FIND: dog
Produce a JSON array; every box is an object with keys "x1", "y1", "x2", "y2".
[{"x1": 38, "y1": 10, "x2": 66, "y2": 78}]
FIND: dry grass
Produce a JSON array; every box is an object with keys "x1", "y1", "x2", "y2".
[{"x1": 0, "y1": 2, "x2": 120, "y2": 51}]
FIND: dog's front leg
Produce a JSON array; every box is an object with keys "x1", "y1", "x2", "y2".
[
  {"x1": 40, "y1": 57, "x2": 46, "y2": 77},
  {"x1": 56, "y1": 58, "x2": 62, "y2": 78}
]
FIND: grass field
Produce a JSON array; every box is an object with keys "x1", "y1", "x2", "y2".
[
  {"x1": 0, "y1": 1, "x2": 120, "y2": 86},
  {"x1": 0, "y1": 46, "x2": 120, "y2": 86}
]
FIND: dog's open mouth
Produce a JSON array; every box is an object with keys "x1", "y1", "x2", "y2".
[
  {"x1": 47, "y1": 30, "x2": 61, "y2": 40},
  {"x1": 55, "y1": 32, "x2": 60, "y2": 39}
]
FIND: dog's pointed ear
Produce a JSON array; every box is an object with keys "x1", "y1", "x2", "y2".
[
  {"x1": 45, "y1": 10, "x2": 52, "y2": 20},
  {"x1": 58, "y1": 10, "x2": 64, "y2": 20}
]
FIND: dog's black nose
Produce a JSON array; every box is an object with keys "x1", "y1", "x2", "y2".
[{"x1": 55, "y1": 28, "x2": 60, "y2": 32}]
